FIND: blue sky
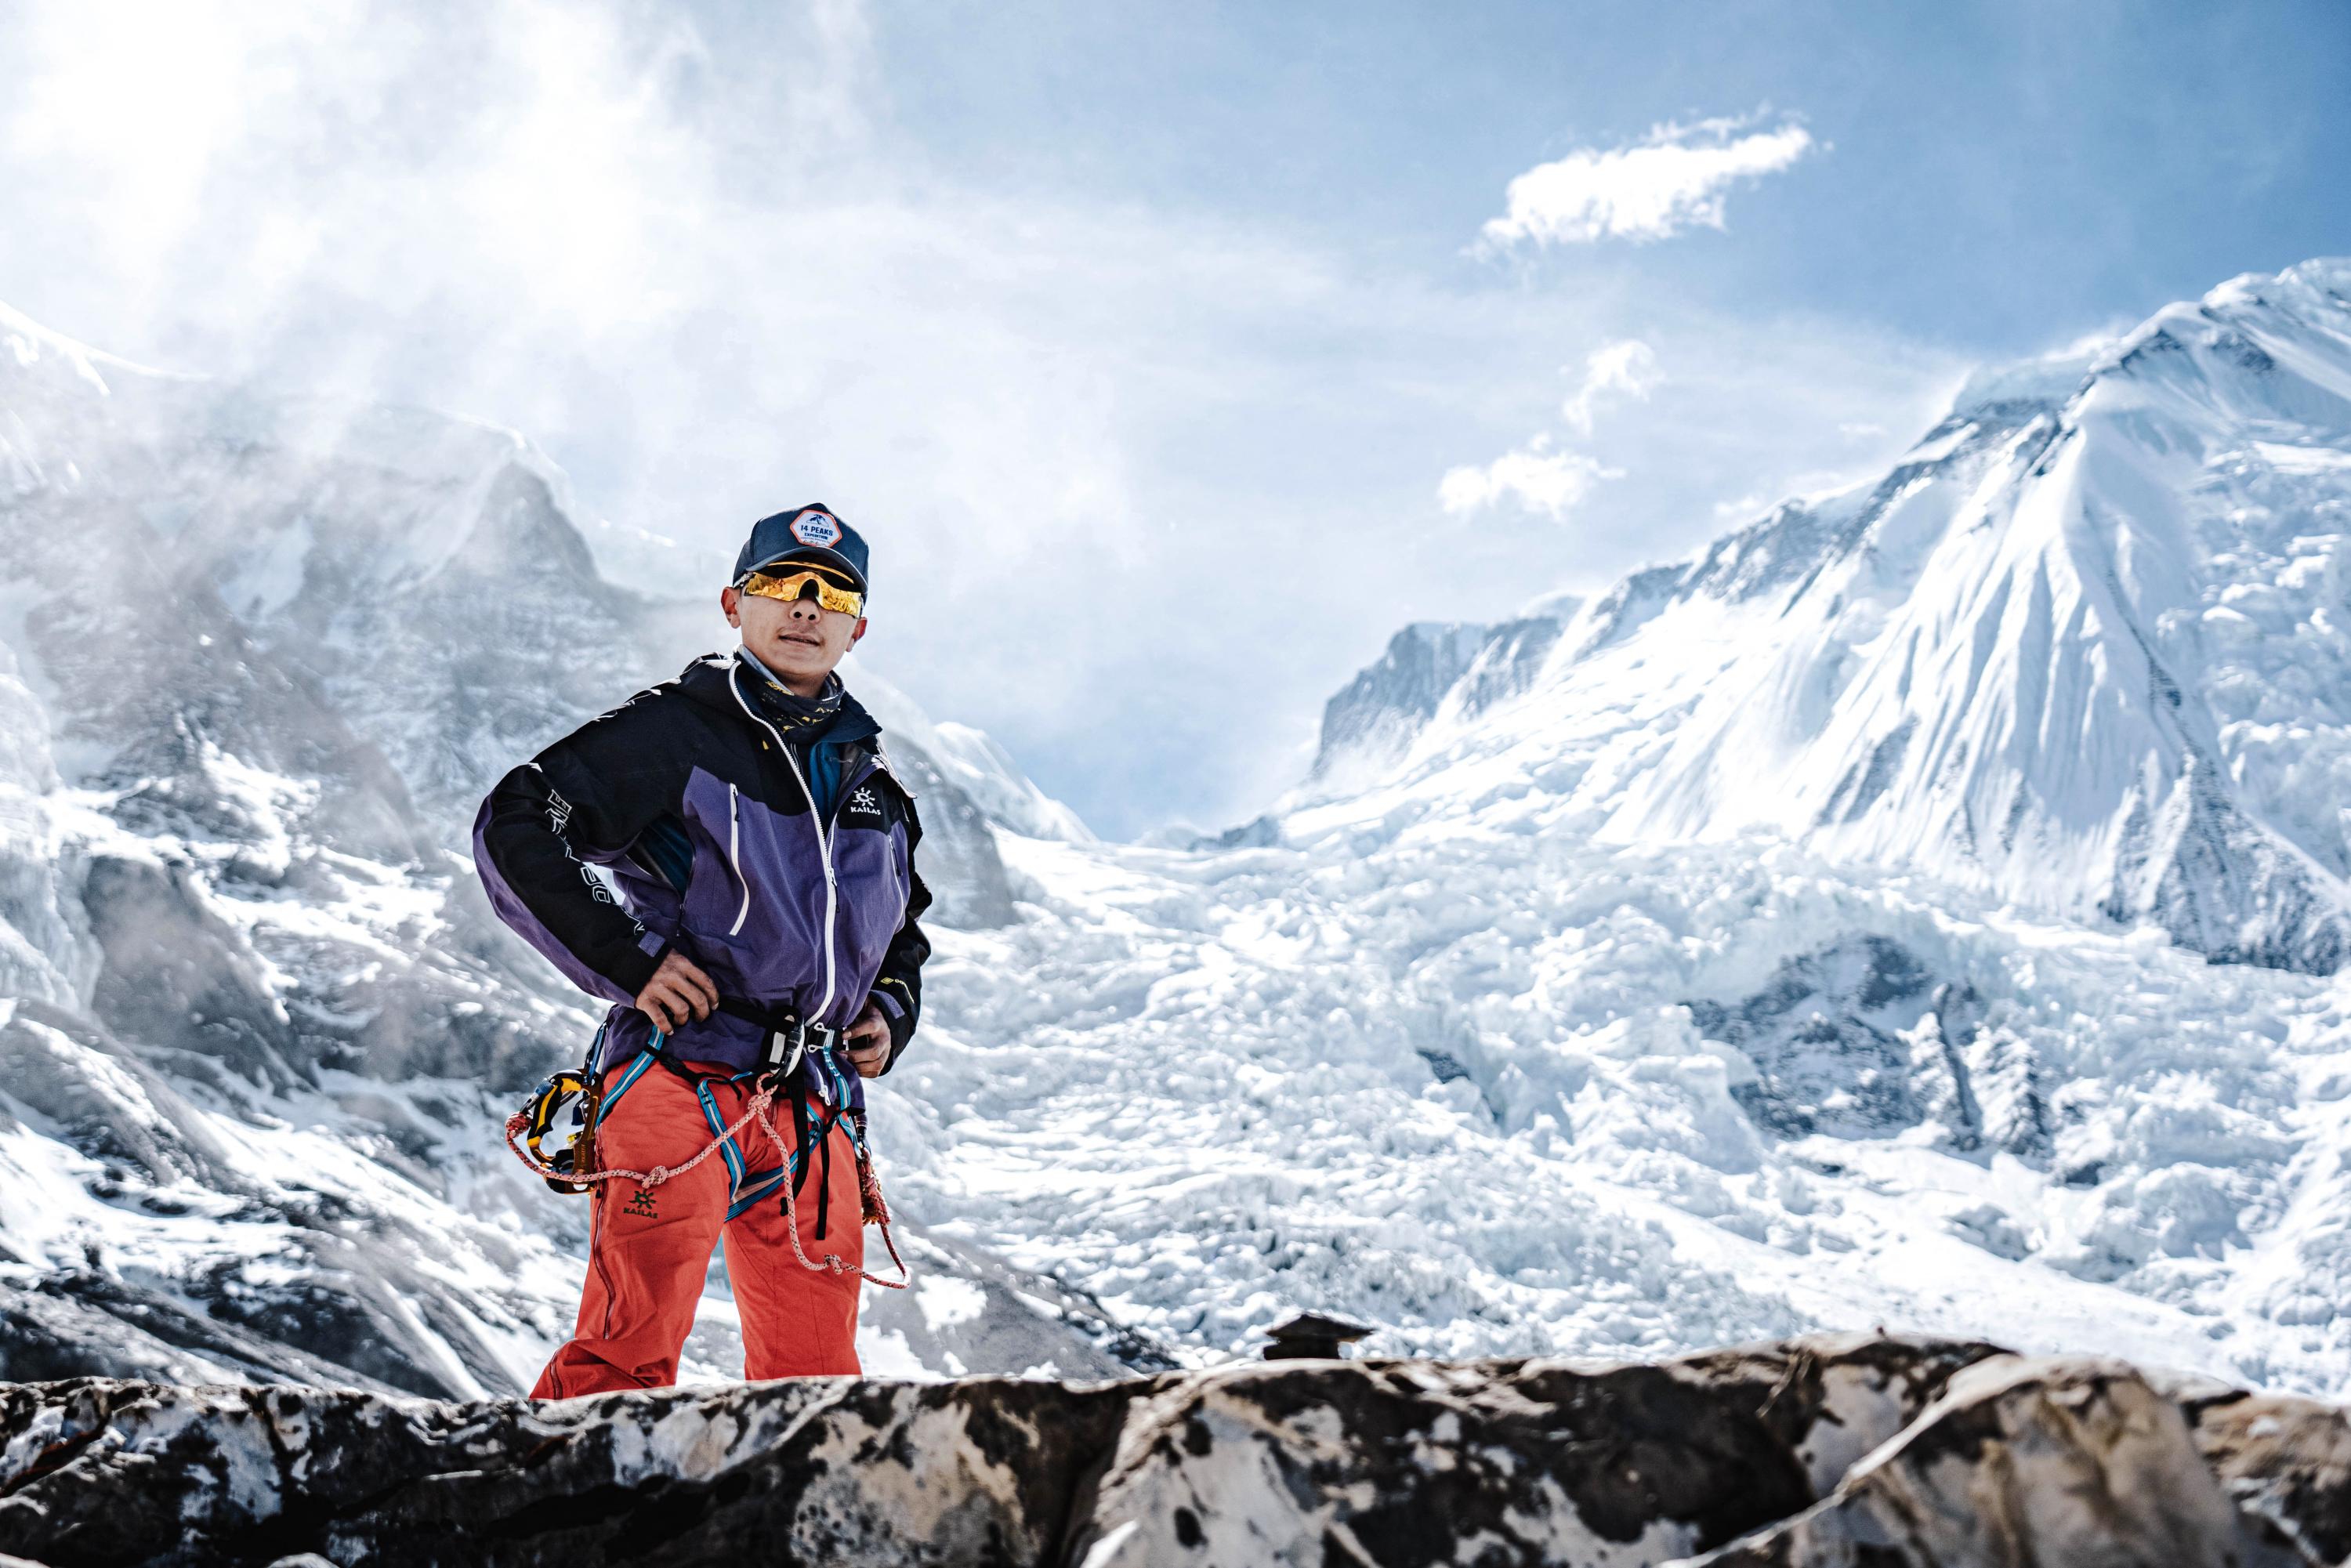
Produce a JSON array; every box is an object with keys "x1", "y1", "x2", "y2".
[
  {"x1": 2, "y1": 0, "x2": 2346, "y2": 836},
  {"x1": 862, "y1": 0, "x2": 2347, "y2": 339}
]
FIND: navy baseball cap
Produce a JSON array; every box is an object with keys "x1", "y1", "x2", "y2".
[{"x1": 733, "y1": 504, "x2": 871, "y2": 594}]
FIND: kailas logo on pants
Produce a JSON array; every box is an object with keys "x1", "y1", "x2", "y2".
[{"x1": 790, "y1": 510, "x2": 842, "y2": 548}]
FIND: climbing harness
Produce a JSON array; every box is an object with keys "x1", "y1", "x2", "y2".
[{"x1": 502, "y1": 1010, "x2": 910, "y2": 1289}]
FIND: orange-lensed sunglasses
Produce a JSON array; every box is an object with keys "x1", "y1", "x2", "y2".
[{"x1": 738, "y1": 567, "x2": 864, "y2": 617}]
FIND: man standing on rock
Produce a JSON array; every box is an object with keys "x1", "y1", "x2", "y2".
[{"x1": 473, "y1": 503, "x2": 930, "y2": 1396}]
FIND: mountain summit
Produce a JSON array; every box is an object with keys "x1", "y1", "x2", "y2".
[{"x1": 1297, "y1": 259, "x2": 2351, "y2": 972}]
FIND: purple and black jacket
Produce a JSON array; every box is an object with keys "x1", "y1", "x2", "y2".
[{"x1": 473, "y1": 651, "x2": 931, "y2": 1078}]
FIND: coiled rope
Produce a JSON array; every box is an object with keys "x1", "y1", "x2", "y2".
[{"x1": 503, "y1": 1083, "x2": 909, "y2": 1289}]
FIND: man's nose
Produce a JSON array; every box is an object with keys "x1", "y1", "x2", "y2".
[{"x1": 788, "y1": 594, "x2": 821, "y2": 618}]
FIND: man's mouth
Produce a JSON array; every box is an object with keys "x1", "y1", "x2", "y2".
[{"x1": 780, "y1": 632, "x2": 822, "y2": 648}]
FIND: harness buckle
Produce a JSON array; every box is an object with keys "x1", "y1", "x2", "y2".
[
  {"x1": 757, "y1": 1020, "x2": 851, "y2": 1091},
  {"x1": 760, "y1": 1017, "x2": 808, "y2": 1088}
]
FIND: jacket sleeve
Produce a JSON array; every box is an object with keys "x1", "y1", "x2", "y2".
[
  {"x1": 868, "y1": 798, "x2": 933, "y2": 1072},
  {"x1": 471, "y1": 690, "x2": 686, "y2": 1005}
]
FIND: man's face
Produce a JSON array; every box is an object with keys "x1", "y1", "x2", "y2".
[{"x1": 723, "y1": 578, "x2": 865, "y2": 694}]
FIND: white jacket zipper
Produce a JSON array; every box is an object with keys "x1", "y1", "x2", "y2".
[
  {"x1": 726, "y1": 783, "x2": 750, "y2": 935},
  {"x1": 780, "y1": 744, "x2": 839, "y2": 1020},
  {"x1": 729, "y1": 658, "x2": 838, "y2": 1019},
  {"x1": 881, "y1": 825, "x2": 907, "y2": 924}
]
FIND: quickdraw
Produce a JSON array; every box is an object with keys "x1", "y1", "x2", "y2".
[{"x1": 503, "y1": 1062, "x2": 909, "y2": 1290}]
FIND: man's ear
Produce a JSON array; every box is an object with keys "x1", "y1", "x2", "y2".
[
  {"x1": 721, "y1": 586, "x2": 742, "y2": 628},
  {"x1": 850, "y1": 617, "x2": 868, "y2": 645}
]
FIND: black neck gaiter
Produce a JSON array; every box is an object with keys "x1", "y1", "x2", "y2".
[{"x1": 741, "y1": 654, "x2": 846, "y2": 737}]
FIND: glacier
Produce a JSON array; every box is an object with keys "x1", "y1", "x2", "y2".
[{"x1": 5, "y1": 262, "x2": 2351, "y2": 1404}]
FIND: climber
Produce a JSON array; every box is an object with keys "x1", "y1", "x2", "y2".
[{"x1": 473, "y1": 503, "x2": 931, "y2": 1396}]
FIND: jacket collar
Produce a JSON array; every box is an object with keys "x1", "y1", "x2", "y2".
[{"x1": 678, "y1": 651, "x2": 881, "y2": 750}]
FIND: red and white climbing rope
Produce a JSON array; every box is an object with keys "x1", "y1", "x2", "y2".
[{"x1": 502, "y1": 1085, "x2": 908, "y2": 1289}]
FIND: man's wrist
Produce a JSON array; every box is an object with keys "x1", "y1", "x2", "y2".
[
  {"x1": 607, "y1": 938, "x2": 672, "y2": 1000},
  {"x1": 867, "y1": 990, "x2": 915, "y2": 1071}
]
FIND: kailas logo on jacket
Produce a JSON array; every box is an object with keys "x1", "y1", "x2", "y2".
[{"x1": 842, "y1": 784, "x2": 886, "y2": 826}]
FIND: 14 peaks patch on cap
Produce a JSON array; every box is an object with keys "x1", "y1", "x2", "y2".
[{"x1": 790, "y1": 509, "x2": 843, "y2": 549}]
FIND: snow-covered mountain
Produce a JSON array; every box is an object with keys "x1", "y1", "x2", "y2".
[
  {"x1": 1291, "y1": 259, "x2": 2351, "y2": 973},
  {"x1": 0, "y1": 303, "x2": 1128, "y2": 1392},
  {"x1": 877, "y1": 260, "x2": 2351, "y2": 1399},
  {"x1": 12, "y1": 261, "x2": 2351, "y2": 1408}
]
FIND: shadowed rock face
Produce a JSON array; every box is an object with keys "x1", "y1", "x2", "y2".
[
  {"x1": 9, "y1": 1334, "x2": 2342, "y2": 1568},
  {"x1": 1683, "y1": 936, "x2": 2052, "y2": 1163},
  {"x1": 2165, "y1": 1373, "x2": 2351, "y2": 1567},
  {"x1": 1309, "y1": 615, "x2": 1570, "y2": 792},
  {"x1": 1686, "y1": 1356, "x2": 2307, "y2": 1567}
]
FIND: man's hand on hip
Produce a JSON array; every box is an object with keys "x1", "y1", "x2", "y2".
[
  {"x1": 844, "y1": 1000, "x2": 891, "y2": 1078},
  {"x1": 635, "y1": 951, "x2": 719, "y2": 1034}
]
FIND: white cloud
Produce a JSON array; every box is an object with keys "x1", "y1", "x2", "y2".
[
  {"x1": 1481, "y1": 112, "x2": 1817, "y2": 248},
  {"x1": 1562, "y1": 339, "x2": 1662, "y2": 434},
  {"x1": 1441, "y1": 340, "x2": 1655, "y2": 518},
  {"x1": 1440, "y1": 436, "x2": 1620, "y2": 520}
]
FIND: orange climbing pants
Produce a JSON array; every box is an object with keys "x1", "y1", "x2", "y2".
[{"x1": 531, "y1": 1058, "x2": 865, "y2": 1398}]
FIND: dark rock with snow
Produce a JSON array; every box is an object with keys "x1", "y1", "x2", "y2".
[
  {"x1": 1310, "y1": 612, "x2": 1571, "y2": 790},
  {"x1": 1683, "y1": 936, "x2": 2054, "y2": 1163},
  {"x1": 4, "y1": 1333, "x2": 2344, "y2": 1567},
  {"x1": 1686, "y1": 1356, "x2": 2306, "y2": 1566},
  {"x1": 1686, "y1": 935, "x2": 1940, "y2": 1141},
  {"x1": 80, "y1": 856, "x2": 302, "y2": 1092},
  {"x1": 1259, "y1": 1310, "x2": 1372, "y2": 1359}
]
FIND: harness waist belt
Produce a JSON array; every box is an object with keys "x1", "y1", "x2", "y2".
[{"x1": 713, "y1": 997, "x2": 841, "y2": 1082}]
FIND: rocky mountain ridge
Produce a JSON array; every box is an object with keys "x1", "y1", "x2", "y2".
[{"x1": 5, "y1": 1334, "x2": 2346, "y2": 1566}]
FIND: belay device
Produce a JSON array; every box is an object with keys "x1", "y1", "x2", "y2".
[{"x1": 517, "y1": 1067, "x2": 603, "y2": 1195}]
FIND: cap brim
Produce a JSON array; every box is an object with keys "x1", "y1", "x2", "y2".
[{"x1": 744, "y1": 545, "x2": 867, "y2": 594}]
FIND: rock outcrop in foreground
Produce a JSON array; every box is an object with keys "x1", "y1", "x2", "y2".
[{"x1": 2, "y1": 1334, "x2": 2347, "y2": 1566}]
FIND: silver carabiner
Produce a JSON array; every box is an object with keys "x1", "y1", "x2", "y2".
[{"x1": 763, "y1": 1024, "x2": 807, "y2": 1088}]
